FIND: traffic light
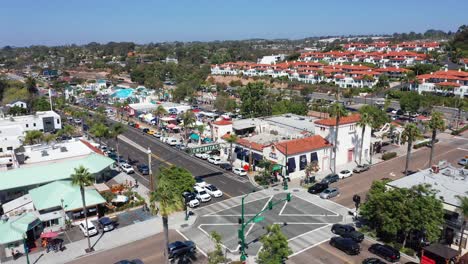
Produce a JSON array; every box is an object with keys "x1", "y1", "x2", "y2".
[
  {"x1": 238, "y1": 217, "x2": 243, "y2": 225},
  {"x1": 286, "y1": 193, "x2": 291, "y2": 202},
  {"x1": 268, "y1": 200, "x2": 273, "y2": 210}
]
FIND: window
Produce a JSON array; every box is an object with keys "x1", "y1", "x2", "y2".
[
  {"x1": 0, "y1": 148, "x2": 2, "y2": 152},
  {"x1": 349, "y1": 124, "x2": 355, "y2": 132},
  {"x1": 26, "y1": 124, "x2": 29, "y2": 128},
  {"x1": 33, "y1": 123, "x2": 36, "y2": 127},
  {"x1": 43, "y1": 218, "x2": 59, "y2": 228},
  {"x1": 57, "y1": 119, "x2": 60, "y2": 124},
  {"x1": 7, "y1": 147, "x2": 13, "y2": 151}
]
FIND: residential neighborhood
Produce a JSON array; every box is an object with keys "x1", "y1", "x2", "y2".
[{"x1": 0, "y1": 2, "x2": 467, "y2": 264}]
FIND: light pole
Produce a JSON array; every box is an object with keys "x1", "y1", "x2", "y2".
[
  {"x1": 22, "y1": 234, "x2": 30, "y2": 264},
  {"x1": 147, "y1": 147, "x2": 153, "y2": 191}
]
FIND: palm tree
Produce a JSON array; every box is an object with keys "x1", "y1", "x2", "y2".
[
  {"x1": 225, "y1": 134, "x2": 238, "y2": 165},
  {"x1": 401, "y1": 123, "x2": 421, "y2": 175},
  {"x1": 150, "y1": 180, "x2": 184, "y2": 264},
  {"x1": 23, "y1": 130, "x2": 43, "y2": 145},
  {"x1": 456, "y1": 195, "x2": 468, "y2": 255},
  {"x1": 42, "y1": 133, "x2": 56, "y2": 145},
  {"x1": 58, "y1": 124, "x2": 76, "y2": 138},
  {"x1": 153, "y1": 105, "x2": 168, "y2": 129},
  {"x1": 70, "y1": 166, "x2": 94, "y2": 252},
  {"x1": 181, "y1": 111, "x2": 196, "y2": 145},
  {"x1": 427, "y1": 112, "x2": 446, "y2": 167},
  {"x1": 89, "y1": 123, "x2": 109, "y2": 145},
  {"x1": 357, "y1": 111, "x2": 372, "y2": 165},
  {"x1": 110, "y1": 123, "x2": 125, "y2": 168},
  {"x1": 329, "y1": 102, "x2": 348, "y2": 173},
  {"x1": 196, "y1": 124, "x2": 205, "y2": 145}
]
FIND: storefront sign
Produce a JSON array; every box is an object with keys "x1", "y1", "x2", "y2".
[{"x1": 189, "y1": 143, "x2": 220, "y2": 154}]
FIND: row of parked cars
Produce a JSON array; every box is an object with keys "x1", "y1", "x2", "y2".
[
  {"x1": 329, "y1": 224, "x2": 401, "y2": 263},
  {"x1": 182, "y1": 176, "x2": 223, "y2": 208},
  {"x1": 78, "y1": 217, "x2": 115, "y2": 237},
  {"x1": 194, "y1": 153, "x2": 248, "y2": 176}
]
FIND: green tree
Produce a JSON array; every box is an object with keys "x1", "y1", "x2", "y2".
[
  {"x1": 153, "y1": 105, "x2": 168, "y2": 128},
  {"x1": 399, "y1": 92, "x2": 421, "y2": 114},
  {"x1": 456, "y1": 195, "x2": 468, "y2": 254},
  {"x1": 426, "y1": 112, "x2": 446, "y2": 167},
  {"x1": 181, "y1": 110, "x2": 196, "y2": 144},
  {"x1": 90, "y1": 123, "x2": 109, "y2": 145},
  {"x1": 208, "y1": 231, "x2": 228, "y2": 264},
  {"x1": 42, "y1": 133, "x2": 56, "y2": 145},
  {"x1": 150, "y1": 166, "x2": 195, "y2": 263},
  {"x1": 8, "y1": 105, "x2": 28, "y2": 116},
  {"x1": 23, "y1": 130, "x2": 43, "y2": 145},
  {"x1": 32, "y1": 97, "x2": 51, "y2": 111},
  {"x1": 257, "y1": 224, "x2": 292, "y2": 264},
  {"x1": 329, "y1": 102, "x2": 348, "y2": 173},
  {"x1": 70, "y1": 166, "x2": 94, "y2": 253},
  {"x1": 401, "y1": 123, "x2": 422, "y2": 175},
  {"x1": 239, "y1": 82, "x2": 271, "y2": 117},
  {"x1": 109, "y1": 123, "x2": 125, "y2": 168},
  {"x1": 57, "y1": 124, "x2": 76, "y2": 138}
]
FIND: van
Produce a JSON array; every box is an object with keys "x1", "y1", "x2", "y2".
[{"x1": 167, "y1": 138, "x2": 181, "y2": 146}]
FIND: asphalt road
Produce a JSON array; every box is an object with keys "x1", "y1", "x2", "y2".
[{"x1": 67, "y1": 230, "x2": 207, "y2": 264}]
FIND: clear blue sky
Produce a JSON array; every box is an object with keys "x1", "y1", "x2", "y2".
[{"x1": 1, "y1": 0, "x2": 466, "y2": 46}]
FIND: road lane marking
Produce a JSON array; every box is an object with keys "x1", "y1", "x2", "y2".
[
  {"x1": 176, "y1": 229, "x2": 207, "y2": 257},
  {"x1": 457, "y1": 148, "x2": 468, "y2": 151},
  {"x1": 119, "y1": 134, "x2": 173, "y2": 166}
]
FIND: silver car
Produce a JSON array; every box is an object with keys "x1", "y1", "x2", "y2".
[{"x1": 320, "y1": 187, "x2": 340, "y2": 199}]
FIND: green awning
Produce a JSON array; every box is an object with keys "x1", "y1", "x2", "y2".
[
  {"x1": 190, "y1": 134, "x2": 200, "y2": 140},
  {"x1": 272, "y1": 164, "x2": 283, "y2": 171},
  {"x1": 0, "y1": 213, "x2": 41, "y2": 245}
]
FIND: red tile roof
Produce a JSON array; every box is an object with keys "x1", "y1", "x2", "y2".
[
  {"x1": 315, "y1": 114, "x2": 361, "y2": 126},
  {"x1": 274, "y1": 135, "x2": 331, "y2": 155},
  {"x1": 236, "y1": 138, "x2": 266, "y2": 152},
  {"x1": 436, "y1": 81, "x2": 461, "y2": 87},
  {"x1": 80, "y1": 139, "x2": 104, "y2": 155},
  {"x1": 213, "y1": 120, "x2": 232, "y2": 126}
]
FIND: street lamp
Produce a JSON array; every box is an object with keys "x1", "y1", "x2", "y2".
[{"x1": 22, "y1": 234, "x2": 30, "y2": 264}]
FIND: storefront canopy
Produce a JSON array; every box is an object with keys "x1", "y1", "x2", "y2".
[
  {"x1": 271, "y1": 164, "x2": 283, "y2": 171},
  {"x1": 0, "y1": 213, "x2": 41, "y2": 244},
  {"x1": 190, "y1": 134, "x2": 200, "y2": 140}
]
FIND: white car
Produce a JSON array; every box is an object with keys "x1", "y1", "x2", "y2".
[
  {"x1": 198, "y1": 153, "x2": 210, "y2": 160},
  {"x1": 153, "y1": 132, "x2": 162, "y2": 138},
  {"x1": 204, "y1": 184, "x2": 223, "y2": 198},
  {"x1": 338, "y1": 169, "x2": 353, "y2": 179},
  {"x1": 194, "y1": 186, "x2": 212, "y2": 202},
  {"x1": 207, "y1": 156, "x2": 222, "y2": 165},
  {"x1": 79, "y1": 220, "x2": 98, "y2": 237},
  {"x1": 194, "y1": 176, "x2": 207, "y2": 188},
  {"x1": 183, "y1": 192, "x2": 200, "y2": 208},
  {"x1": 233, "y1": 167, "x2": 247, "y2": 176},
  {"x1": 119, "y1": 163, "x2": 135, "y2": 174}
]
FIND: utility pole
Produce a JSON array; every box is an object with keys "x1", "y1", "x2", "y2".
[
  {"x1": 147, "y1": 147, "x2": 153, "y2": 191},
  {"x1": 249, "y1": 142, "x2": 252, "y2": 172},
  {"x1": 238, "y1": 192, "x2": 292, "y2": 262},
  {"x1": 284, "y1": 143, "x2": 288, "y2": 190}
]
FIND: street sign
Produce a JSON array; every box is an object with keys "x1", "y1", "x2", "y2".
[
  {"x1": 188, "y1": 143, "x2": 220, "y2": 154},
  {"x1": 253, "y1": 216, "x2": 265, "y2": 223}
]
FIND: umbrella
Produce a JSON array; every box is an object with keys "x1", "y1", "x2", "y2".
[
  {"x1": 167, "y1": 123, "x2": 176, "y2": 129},
  {"x1": 41, "y1": 231, "x2": 59, "y2": 239}
]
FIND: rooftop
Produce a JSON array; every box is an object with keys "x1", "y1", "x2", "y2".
[
  {"x1": 387, "y1": 164, "x2": 468, "y2": 207},
  {"x1": 0, "y1": 213, "x2": 40, "y2": 244},
  {"x1": 275, "y1": 135, "x2": 331, "y2": 155},
  {"x1": 263, "y1": 114, "x2": 317, "y2": 133},
  {"x1": 21, "y1": 139, "x2": 95, "y2": 166},
  {"x1": 0, "y1": 111, "x2": 60, "y2": 126},
  {"x1": 315, "y1": 113, "x2": 361, "y2": 126}
]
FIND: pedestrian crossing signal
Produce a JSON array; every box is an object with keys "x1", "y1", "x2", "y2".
[
  {"x1": 286, "y1": 193, "x2": 291, "y2": 202},
  {"x1": 268, "y1": 201, "x2": 273, "y2": 210}
]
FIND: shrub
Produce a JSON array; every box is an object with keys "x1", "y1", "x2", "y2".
[
  {"x1": 413, "y1": 142, "x2": 428, "y2": 149},
  {"x1": 254, "y1": 175, "x2": 270, "y2": 186},
  {"x1": 401, "y1": 247, "x2": 416, "y2": 256},
  {"x1": 382, "y1": 152, "x2": 397, "y2": 160},
  {"x1": 451, "y1": 125, "x2": 468, "y2": 135}
]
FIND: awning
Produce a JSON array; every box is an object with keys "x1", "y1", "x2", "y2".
[
  {"x1": 167, "y1": 123, "x2": 177, "y2": 129},
  {"x1": 272, "y1": 164, "x2": 282, "y2": 171},
  {"x1": 160, "y1": 117, "x2": 176, "y2": 121},
  {"x1": 252, "y1": 153, "x2": 263, "y2": 161},
  {"x1": 190, "y1": 134, "x2": 200, "y2": 140}
]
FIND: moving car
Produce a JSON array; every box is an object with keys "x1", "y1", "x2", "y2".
[
  {"x1": 98, "y1": 217, "x2": 115, "y2": 232},
  {"x1": 137, "y1": 164, "x2": 150, "y2": 175},
  {"x1": 120, "y1": 163, "x2": 135, "y2": 174},
  {"x1": 182, "y1": 191, "x2": 200, "y2": 208},
  {"x1": 194, "y1": 176, "x2": 207, "y2": 187},
  {"x1": 168, "y1": 241, "x2": 196, "y2": 259},
  {"x1": 204, "y1": 184, "x2": 223, "y2": 198},
  {"x1": 194, "y1": 186, "x2": 211, "y2": 202},
  {"x1": 338, "y1": 169, "x2": 353, "y2": 179},
  {"x1": 368, "y1": 243, "x2": 400, "y2": 262},
  {"x1": 307, "y1": 183, "x2": 329, "y2": 194},
  {"x1": 114, "y1": 259, "x2": 144, "y2": 264},
  {"x1": 207, "y1": 156, "x2": 222, "y2": 165},
  {"x1": 353, "y1": 164, "x2": 370, "y2": 173},
  {"x1": 233, "y1": 167, "x2": 247, "y2": 176},
  {"x1": 219, "y1": 163, "x2": 232, "y2": 171},
  {"x1": 320, "y1": 187, "x2": 340, "y2": 199},
  {"x1": 458, "y1": 158, "x2": 468, "y2": 166},
  {"x1": 329, "y1": 237, "x2": 360, "y2": 255},
  {"x1": 79, "y1": 220, "x2": 98, "y2": 237},
  {"x1": 362, "y1": 258, "x2": 386, "y2": 264},
  {"x1": 321, "y1": 174, "x2": 339, "y2": 184}
]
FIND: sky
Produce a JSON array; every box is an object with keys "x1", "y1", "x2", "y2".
[{"x1": 1, "y1": 0, "x2": 467, "y2": 47}]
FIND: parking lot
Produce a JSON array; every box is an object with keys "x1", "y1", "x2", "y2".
[{"x1": 182, "y1": 188, "x2": 350, "y2": 259}]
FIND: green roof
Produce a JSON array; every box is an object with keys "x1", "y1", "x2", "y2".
[
  {"x1": 0, "y1": 213, "x2": 40, "y2": 244},
  {"x1": 29, "y1": 180, "x2": 106, "y2": 211},
  {"x1": 0, "y1": 153, "x2": 114, "y2": 191}
]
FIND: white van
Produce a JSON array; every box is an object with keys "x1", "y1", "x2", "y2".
[{"x1": 167, "y1": 137, "x2": 181, "y2": 146}]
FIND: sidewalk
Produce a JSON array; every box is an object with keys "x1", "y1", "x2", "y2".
[
  {"x1": 2, "y1": 211, "x2": 197, "y2": 264},
  {"x1": 111, "y1": 172, "x2": 151, "y2": 203}
]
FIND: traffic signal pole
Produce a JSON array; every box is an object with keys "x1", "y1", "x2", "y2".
[{"x1": 238, "y1": 193, "x2": 292, "y2": 262}]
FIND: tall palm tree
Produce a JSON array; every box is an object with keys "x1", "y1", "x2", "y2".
[
  {"x1": 225, "y1": 134, "x2": 238, "y2": 165},
  {"x1": 329, "y1": 102, "x2": 348, "y2": 173},
  {"x1": 357, "y1": 111, "x2": 373, "y2": 165},
  {"x1": 427, "y1": 112, "x2": 446, "y2": 167},
  {"x1": 401, "y1": 123, "x2": 421, "y2": 176},
  {"x1": 181, "y1": 111, "x2": 196, "y2": 145},
  {"x1": 110, "y1": 123, "x2": 125, "y2": 168},
  {"x1": 456, "y1": 195, "x2": 468, "y2": 255},
  {"x1": 196, "y1": 124, "x2": 205, "y2": 145},
  {"x1": 150, "y1": 180, "x2": 184, "y2": 264},
  {"x1": 153, "y1": 105, "x2": 168, "y2": 129},
  {"x1": 70, "y1": 166, "x2": 94, "y2": 252}
]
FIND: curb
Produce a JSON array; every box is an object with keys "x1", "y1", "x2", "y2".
[{"x1": 364, "y1": 236, "x2": 420, "y2": 263}]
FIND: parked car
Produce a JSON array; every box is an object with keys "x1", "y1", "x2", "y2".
[
  {"x1": 341, "y1": 231, "x2": 364, "y2": 243},
  {"x1": 321, "y1": 174, "x2": 339, "y2": 184},
  {"x1": 168, "y1": 241, "x2": 196, "y2": 259},
  {"x1": 114, "y1": 259, "x2": 144, "y2": 264},
  {"x1": 194, "y1": 176, "x2": 207, "y2": 187},
  {"x1": 368, "y1": 243, "x2": 400, "y2": 262},
  {"x1": 137, "y1": 164, "x2": 150, "y2": 175},
  {"x1": 147, "y1": 130, "x2": 156, "y2": 135},
  {"x1": 120, "y1": 163, "x2": 135, "y2": 174},
  {"x1": 233, "y1": 167, "x2": 247, "y2": 176},
  {"x1": 207, "y1": 156, "x2": 222, "y2": 165},
  {"x1": 194, "y1": 186, "x2": 211, "y2": 202},
  {"x1": 195, "y1": 153, "x2": 210, "y2": 159},
  {"x1": 142, "y1": 128, "x2": 150, "y2": 134},
  {"x1": 74, "y1": 118, "x2": 82, "y2": 125},
  {"x1": 458, "y1": 158, "x2": 468, "y2": 166},
  {"x1": 153, "y1": 132, "x2": 162, "y2": 138},
  {"x1": 329, "y1": 237, "x2": 360, "y2": 255},
  {"x1": 167, "y1": 138, "x2": 181, "y2": 146},
  {"x1": 98, "y1": 217, "x2": 115, "y2": 232},
  {"x1": 175, "y1": 144, "x2": 187, "y2": 150},
  {"x1": 182, "y1": 191, "x2": 200, "y2": 208},
  {"x1": 362, "y1": 258, "x2": 386, "y2": 264},
  {"x1": 338, "y1": 169, "x2": 353, "y2": 179},
  {"x1": 353, "y1": 164, "x2": 370, "y2": 173},
  {"x1": 79, "y1": 220, "x2": 98, "y2": 237},
  {"x1": 308, "y1": 183, "x2": 329, "y2": 194},
  {"x1": 219, "y1": 163, "x2": 232, "y2": 171},
  {"x1": 204, "y1": 184, "x2": 223, "y2": 198},
  {"x1": 331, "y1": 224, "x2": 364, "y2": 243},
  {"x1": 320, "y1": 187, "x2": 340, "y2": 199}
]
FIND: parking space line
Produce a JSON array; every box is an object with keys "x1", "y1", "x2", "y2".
[
  {"x1": 289, "y1": 239, "x2": 331, "y2": 258},
  {"x1": 176, "y1": 229, "x2": 208, "y2": 257},
  {"x1": 204, "y1": 195, "x2": 271, "y2": 216},
  {"x1": 279, "y1": 200, "x2": 287, "y2": 215}
]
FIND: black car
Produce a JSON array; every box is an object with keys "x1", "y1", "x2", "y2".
[
  {"x1": 114, "y1": 260, "x2": 144, "y2": 264},
  {"x1": 369, "y1": 243, "x2": 400, "y2": 262},
  {"x1": 142, "y1": 128, "x2": 150, "y2": 133},
  {"x1": 340, "y1": 231, "x2": 364, "y2": 243},
  {"x1": 219, "y1": 163, "x2": 232, "y2": 171},
  {"x1": 362, "y1": 258, "x2": 386, "y2": 264},
  {"x1": 329, "y1": 237, "x2": 360, "y2": 255},
  {"x1": 168, "y1": 240, "x2": 196, "y2": 259},
  {"x1": 137, "y1": 164, "x2": 150, "y2": 175},
  {"x1": 321, "y1": 174, "x2": 339, "y2": 184},
  {"x1": 308, "y1": 183, "x2": 329, "y2": 194},
  {"x1": 331, "y1": 224, "x2": 356, "y2": 235}
]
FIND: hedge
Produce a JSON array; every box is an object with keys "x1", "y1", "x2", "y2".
[
  {"x1": 382, "y1": 152, "x2": 397, "y2": 160},
  {"x1": 451, "y1": 125, "x2": 468, "y2": 135}
]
